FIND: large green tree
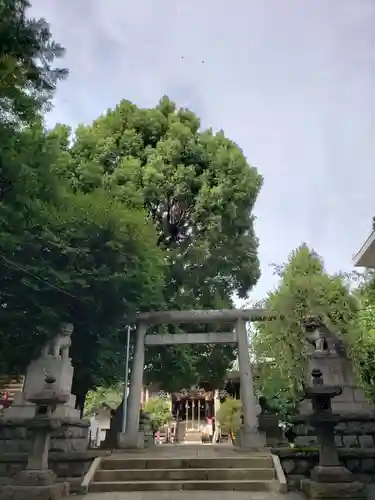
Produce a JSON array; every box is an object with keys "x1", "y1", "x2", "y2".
[
  {"x1": 0, "y1": 5, "x2": 166, "y2": 408},
  {"x1": 252, "y1": 244, "x2": 363, "y2": 417},
  {"x1": 0, "y1": 124, "x2": 166, "y2": 408},
  {"x1": 0, "y1": 0, "x2": 68, "y2": 127},
  {"x1": 59, "y1": 97, "x2": 263, "y2": 390},
  {"x1": 0, "y1": 0, "x2": 69, "y2": 375}
]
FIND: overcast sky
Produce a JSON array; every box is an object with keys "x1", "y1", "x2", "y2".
[{"x1": 31, "y1": 1, "x2": 375, "y2": 304}]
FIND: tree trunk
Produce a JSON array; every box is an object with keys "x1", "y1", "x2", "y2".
[
  {"x1": 73, "y1": 384, "x2": 89, "y2": 418},
  {"x1": 230, "y1": 431, "x2": 235, "y2": 445}
]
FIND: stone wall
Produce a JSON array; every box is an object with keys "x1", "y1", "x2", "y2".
[
  {"x1": 0, "y1": 450, "x2": 109, "y2": 493},
  {"x1": 272, "y1": 447, "x2": 375, "y2": 490},
  {"x1": 0, "y1": 417, "x2": 90, "y2": 453},
  {"x1": 293, "y1": 413, "x2": 375, "y2": 448}
]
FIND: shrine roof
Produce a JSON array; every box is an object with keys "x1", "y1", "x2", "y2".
[{"x1": 353, "y1": 229, "x2": 375, "y2": 268}]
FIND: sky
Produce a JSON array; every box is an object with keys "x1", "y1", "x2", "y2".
[{"x1": 31, "y1": 0, "x2": 375, "y2": 305}]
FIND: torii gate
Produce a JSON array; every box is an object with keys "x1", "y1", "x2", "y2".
[{"x1": 120, "y1": 308, "x2": 275, "y2": 449}]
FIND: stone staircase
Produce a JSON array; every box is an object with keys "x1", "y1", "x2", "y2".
[
  {"x1": 0, "y1": 376, "x2": 24, "y2": 412},
  {"x1": 184, "y1": 429, "x2": 202, "y2": 443},
  {"x1": 176, "y1": 421, "x2": 203, "y2": 443},
  {"x1": 89, "y1": 454, "x2": 278, "y2": 492}
]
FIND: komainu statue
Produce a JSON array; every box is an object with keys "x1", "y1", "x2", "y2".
[
  {"x1": 42, "y1": 322, "x2": 73, "y2": 362},
  {"x1": 302, "y1": 314, "x2": 345, "y2": 355}
]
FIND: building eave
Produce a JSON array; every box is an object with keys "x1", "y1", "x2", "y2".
[{"x1": 353, "y1": 229, "x2": 375, "y2": 268}]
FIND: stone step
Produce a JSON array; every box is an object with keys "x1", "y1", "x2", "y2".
[
  {"x1": 89, "y1": 479, "x2": 274, "y2": 492},
  {"x1": 95, "y1": 467, "x2": 276, "y2": 482},
  {"x1": 0, "y1": 383, "x2": 23, "y2": 389},
  {"x1": 184, "y1": 434, "x2": 201, "y2": 443},
  {"x1": 101, "y1": 456, "x2": 273, "y2": 470}
]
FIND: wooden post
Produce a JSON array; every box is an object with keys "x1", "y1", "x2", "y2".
[
  {"x1": 192, "y1": 400, "x2": 195, "y2": 429},
  {"x1": 198, "y1": 399, "x2": 200, "y2": 430}
]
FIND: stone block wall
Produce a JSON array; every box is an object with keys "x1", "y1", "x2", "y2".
[
  {"x1": 0, "y1": 417, "x2": 90, "y2": 454},
  {"x1": 0, "y1": 450, "x2": 108, "y2": 493},
  {"x1": 293, "y1": 413, "x2": 375, "y2": 448},
  {"x1": 273, "y1": 447, "x2": 375, "y2": 490}
]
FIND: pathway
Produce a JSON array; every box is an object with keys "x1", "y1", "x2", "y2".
[
  {"x1": 108, "y1": 443, "x2": 267, "y2": 458},
  {"x1": 76, "y1": 492, "x2": 306, "y2": 500}
]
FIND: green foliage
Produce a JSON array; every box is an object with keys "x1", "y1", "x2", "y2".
[
  {"x1": 0, "y1": 0, "x2": 68, "y2": 127},
  {"x1": 252, "y1": 244, "x2": 362, "y2": 413},
  {"x1": 0, "y1": 60, "x2": 165, "y2": 408},
  {"x1": 0, "y1": 8, "x2": 261, "y2": 399},
  {"x1": 84, "y1": 384, "x2": 123, "y2": 417},
  {"x1": 216, "y1": 397, "x2": 242, "y2": 442},
  {"x1": 0, "y1": 160, "x2": 165, "y2": 404},
  {"x1": 61, "y1": 96, "x2": 262, "y2": 390},
  {"x1": 0, "y1": 3, "x2": 70, "y2": 374},
  {"x1": 144, "y1": 396, "x2": 171, "y2": 433},
  {"x1": 356, "y1": 303, "x2": 375, "y2": 402}
]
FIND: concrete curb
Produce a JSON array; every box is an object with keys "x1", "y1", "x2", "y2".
[
  {"x1": 80, "y1": 456, "x2": 102, "y2": 493},
  {"x1": 271, "y1": 453, "x2": 288, "y2": 493}
]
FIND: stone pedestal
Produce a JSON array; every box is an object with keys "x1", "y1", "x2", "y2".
[
  {"x1": 5, "y1": 358, "x2": 76, "y2": 420},
  {"x1": 0, "y1": 450, "x2": 107, "y2": 494},
  {"x1": 5, "y1": 393, "x2": 35, "y2": 419},
  {"x1": 24, "y1": 357, "x2": 73, "y2": 400},
  {"x1": 5, "y1": 393, "x2": 80, "y2": 420},
  {"x1": 101, "y1": 401, "x2": 123, "y2": 449},
  {"x1": 0, "y1": 469, "x2": 69, "y2": 500},
  {"x1": 54, "y1": 395, "x2": 80, "y2": 419},
  {"x1": 0, "y1": 418, "x2": 90, "y2": 454},
  {"x1": 258, "y1": 413, "x2": 285, "y2": 447},
  {"x1": 235, "y1": 426, "x2": 265, "y2": 450},
  {"x1": 139, "y1": 411, "x2": 155, "y2": 448},
  {"x1": 300, "y1": 357, "x2": 375, "y2": 416},
  {"x1": 302, "y1": 480, "x2": 366, "y2": 499},
  {"x1": 118, "y1": 431, "x2": 145, "y2": 449},
  {"x1": 303, "y1": 462, "x2": 366, "y2": 498},
  {"x1": 302, "y1": 471, "x2": 366, "y2": 499}
]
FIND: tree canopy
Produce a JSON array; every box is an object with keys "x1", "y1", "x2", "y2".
[
  {"x1": 0, "y1": 0, "x2": 68, "y2": 127},
  {"x1": 0, "y1": 120, "x2": 166, "y2": 408},
  {"x1": 252, "y1": 244, "x2": 366, "y2": 418},
  {"x1": 0, "y1": 2, "x2": 166, "y2": 409},
  {"x1": 144, "y1": 396, "x2": 171, "y2": 434},
  {"x1": 57, "y1": 97, "x2": 263, "y2": 391},
  {"x1": 216, "y1": 397, "x2": 242, "y2": 444},
  {"x1": 1, "y1": 1, "x2": 263, "y2": 400}
]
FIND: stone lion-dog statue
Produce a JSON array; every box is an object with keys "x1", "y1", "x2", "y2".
[{"x1": 41, "y1": 322, "x2": 74, "y2": 362}]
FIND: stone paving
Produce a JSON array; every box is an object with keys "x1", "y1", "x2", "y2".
[
  {"x1": 108, "y1": 443, "x2": 267, "y2": 458},
  {"x1": 76, "y1": 492, "x2": 306, "y2": 500}
]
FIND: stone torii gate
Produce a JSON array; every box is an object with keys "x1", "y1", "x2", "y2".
[{"x1": 120, "y1": 308, "x2": 274, "y2": 449}]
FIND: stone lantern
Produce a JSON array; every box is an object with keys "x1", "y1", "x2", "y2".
[
  {"x1": 301, "y1": 369, "x2": 366, "y2": 499},
  {"x1": 0, "y1": 375, "x2": 70, "y2": 500}
]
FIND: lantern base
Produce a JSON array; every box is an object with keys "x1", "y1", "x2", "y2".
[
  {"x1": 0, "y1": 470, "x2": 69, "y2": 500},
  {"x1": 302, "y1": 478, "x2": 366, "y2": 499}
]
